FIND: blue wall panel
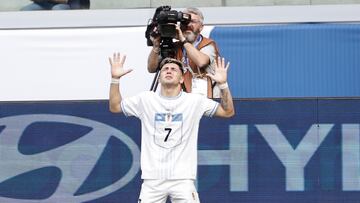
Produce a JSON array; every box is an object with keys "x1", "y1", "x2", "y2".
[
  {"x1": 210, "y1": 24, "x2": 360, "y2": 98},
  {"x1": 0, "y1": 99, "x2": 360, "y2": 202}
]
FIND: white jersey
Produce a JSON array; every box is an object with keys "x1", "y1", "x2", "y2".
[{"x1": 121, "y1": 91, "x2": 219, "y2": 180}]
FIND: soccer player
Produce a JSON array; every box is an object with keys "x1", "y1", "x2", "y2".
[{"x1": 109, "y1": 53, "x2": 234, "y2": 203}]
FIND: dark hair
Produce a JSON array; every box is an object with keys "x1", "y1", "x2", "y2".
[{"x1": 159, "y1": 58, "x2": 184, "y2": 73}]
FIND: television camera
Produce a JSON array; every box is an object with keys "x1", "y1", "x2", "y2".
[{"x1": 145, "y1": 6, "x2": 191, "y2": 58}]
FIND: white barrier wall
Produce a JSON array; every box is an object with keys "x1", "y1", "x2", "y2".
[
  {"x1": 0, "y1": 27, "x2": 153, "y2": 101},
  {"x1": 0, "y1": 26, "x2": 213, "y2": 101},
  {"x1": 0, "y1": 5, "x2": 359, "y2": 101}
]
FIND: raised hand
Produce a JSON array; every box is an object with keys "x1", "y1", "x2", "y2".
[
  {"x1": 109, "y1": 52, "x2": 133, "y2": 79},
  {"x1": 206, "y1": 56, "x2": 230, "y2": 84}
]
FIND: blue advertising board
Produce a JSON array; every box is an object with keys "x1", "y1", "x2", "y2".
[
  {"x1": 0, "y1": 98, "x2": 359, "y2": 202},
  {"x1": 210, "y1": 24, "x2": 360, "y2": 98}
]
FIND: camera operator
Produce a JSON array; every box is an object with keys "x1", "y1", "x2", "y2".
[{"x1": 147, "y1": 7, "x2": 221, "y2": 98}]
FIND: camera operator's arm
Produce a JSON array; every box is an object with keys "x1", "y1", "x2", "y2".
[
  {"x1": 147, "y1": 36, "x2": 161, "y2": 73},
  {"x1": 109, "y1": 53, "x2": 133, "y2": 113},
  {"x1": 176, "y1": 25, "x2": 211, "y2": 68}
]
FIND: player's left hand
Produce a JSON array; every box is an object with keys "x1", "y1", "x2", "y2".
[{"x1": 206, "y1": 56, "x2": 230, "y2": 84}]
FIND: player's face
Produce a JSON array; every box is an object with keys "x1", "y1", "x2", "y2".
[
  {"x1": 159, "y1": 63, "x2": 184, "y2": 86},
  {"x1": 181, "y1": 13, "x2": 203, "y2": 43}
]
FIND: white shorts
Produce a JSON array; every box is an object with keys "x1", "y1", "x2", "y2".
[{"x1": 138, "y1": 179, "x2": 200, "y2": 203}]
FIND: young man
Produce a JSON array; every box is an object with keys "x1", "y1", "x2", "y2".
[
  {"x1": 109, "y1": 53, "x2": 234, "y2": 203},
  {"x1": 147, "y1": 7, "x2": 220, "y2": 98}
]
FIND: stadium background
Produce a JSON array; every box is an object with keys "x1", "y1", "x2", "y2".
[{"x1": 0, "y1": 2, "x2": 360, "y2": 203}]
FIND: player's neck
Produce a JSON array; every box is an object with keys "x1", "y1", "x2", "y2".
[{"x1": 160, "y1": 85, "x2": 182, "y2": 98}]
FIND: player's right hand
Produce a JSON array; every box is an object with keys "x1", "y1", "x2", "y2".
[{"x1": 109, "y1": 52, "x2": 133, "y2": 79}]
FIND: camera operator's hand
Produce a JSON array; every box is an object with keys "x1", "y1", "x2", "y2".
[
  {"x1": 175, "y1": 24, "x2": 186, "y2": 43},
  {"x1": 149, "y1": 26, "x2": 161, "y2": 49},
  {"x1": 150, "y1": 35, "x2": 161, "y2": 55},
  {"x1": 150, "y1": 35, "x2": 161, "y2": 48},
  {"x1": 109, "y1": 53, "x2": 133, "y2": 79}
]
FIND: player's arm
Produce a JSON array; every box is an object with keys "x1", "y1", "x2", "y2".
[
  {"x1": 215, "y1": 85, "x2": 234, "y2": 117},
  {"x1": 109, "y1": 53, "x2": 133, "y2": 113},
  {"x1": 206, "y1": 57, "x2": 235, "y2": 118}
]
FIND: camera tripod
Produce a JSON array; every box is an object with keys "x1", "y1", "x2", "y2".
[{"x1": 150, "y1": 68, "x2": 160, "y2": 92}]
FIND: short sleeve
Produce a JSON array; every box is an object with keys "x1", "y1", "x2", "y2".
[
  {"x1": 200, "y1": 96, "x2": 219, "y2": 117},
  {"x1": 121, "y1": 92, "x2": 147, "y2": 118}
]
